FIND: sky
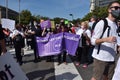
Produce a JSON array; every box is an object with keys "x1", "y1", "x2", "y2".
[{"x1": 0, "y1": 0, "x2": 90, "y2": 20}]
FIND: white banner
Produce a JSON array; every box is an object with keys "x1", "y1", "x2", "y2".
[
  {"x1": 1, "y1": 18, "x2": 15, "y2": 32},
  {"x1": 0, "y1": 53, "x2": 28, "y2": 80}
]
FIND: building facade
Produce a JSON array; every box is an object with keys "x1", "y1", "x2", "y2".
[
  {"x1": 0, "y1": 5, "x2": 19, "y2": 21},
  {"x1": 90, "y1": 0, "x2": 117, "y2": 12}
]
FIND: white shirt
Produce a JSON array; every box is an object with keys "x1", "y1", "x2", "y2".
[
  {"x1": 91, "y1": 18, "x2": 120, "y2": 62},
  {"x1": 76, "y1": 28, "x2": 91, "y2": 47},
  {"x1": 11, "y1": 29, "x2": 24, "y2": 37},
  {"x1": 112, "y1": 57, "x2": 120, "y2": 80}
]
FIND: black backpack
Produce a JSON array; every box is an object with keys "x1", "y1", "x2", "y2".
[
  {"x1": 81, "y1": 33, "x2": 87, "y2": 46},
  {"x1": 92, "y1": 19, "x2": 111, "y2": 54},
  {"x1": 14, "y1": 34, "x2": 23, "y2": 43}
]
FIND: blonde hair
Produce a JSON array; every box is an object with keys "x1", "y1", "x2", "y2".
[{"x1": 81, "y1": 21, "x2": 89, "y2": 29}]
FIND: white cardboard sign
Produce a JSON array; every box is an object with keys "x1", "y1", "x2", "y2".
[
  {"x1": 0, "y1": 53, "x2": 28, "y2": 80},
  {"x1": 1, "y1": 18, "x2": 15, "y2": 32}
]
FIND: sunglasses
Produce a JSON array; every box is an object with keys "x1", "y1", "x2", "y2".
[{"x1": 110, "y1": 6, "x2": 120, "y2": 10}]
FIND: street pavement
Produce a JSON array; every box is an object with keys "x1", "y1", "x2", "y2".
[{"x1": 8, "y1": 47, "x2": 93, "y2": 80}]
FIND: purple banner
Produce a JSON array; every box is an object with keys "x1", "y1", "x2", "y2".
[
  {"x1": 36, "y1": 33, "x2": 63, "y2": 56},
  {"x1": 40, "y1": 20, "x2": 51, "y2": 29},
  {"x1": 36, "y1": 32, "x2": 80, "y2": 56},
  {"x1": 64, "y1": 32, "x2": 80, "y2": 56}
]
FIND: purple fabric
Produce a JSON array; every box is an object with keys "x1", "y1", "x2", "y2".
[
  {"x1": 36, "y1": 33, "x2": 63, "y2": 56},
  {"x1": 36, "y1": 32, "x2": 80, "y2": 56},
  {"x1": 40, "y1": 20, "x2": 51, "y2": 29},
  {"x1": 64, "y1": 32, "x2": 80, "y2": 56}
]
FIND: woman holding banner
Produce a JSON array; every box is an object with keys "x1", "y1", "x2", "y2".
[
  {"x1": 30, "y1": 23, "x2": 42, "y2": 62},
  {"x1": 42, "y1": 27, "x2": 53, "y2": 62},
  {"x1": 57, "y1": 20, "x2": 69, "y2": 65}
]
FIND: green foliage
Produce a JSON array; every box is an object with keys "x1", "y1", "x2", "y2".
[
  {"x1": 32, "y1": 15, "x2": 41, "y2": 22},
  {"x1": 81, "y1": 13, "x2": 93, "y2": 21},
  {"x1": 53, "y1": 17, "x2": 62, "y2": 24},
  {"x1": 32, "y1": 15, "x2": 50, "y2": 23},
  {"x1": 20, "y1": 10, "x2": 32, "y2": 25},
  {"x1": 40, "y1": 16, "x2": 50, "y2": 21},
  {"x1": 93, "y1": 6, "x2": 107, "y2": 19},
  {"x1": 72, "y1": 18, "x2": 81, "y2": 24},
  {"x1": 81, "y1": 6, "x2": 108, "y2": 21}
]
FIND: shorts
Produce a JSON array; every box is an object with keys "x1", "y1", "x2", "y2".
[{"x1": 93, "y1": 58, "x2": 115, "y2": 80}]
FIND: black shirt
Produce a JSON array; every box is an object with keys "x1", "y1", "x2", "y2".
[
  {"x1": 0, "y1": 25, "x2": 4, "y2": 40},
  {"x1": 31, "y1": 26, "x2": 42, "y2": 37}
]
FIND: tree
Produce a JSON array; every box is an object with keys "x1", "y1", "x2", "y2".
[
  {"x1": 81, "y1": 12, "x2": 93, "y2": 21},
  {"x1": 81, "y1": 6, "x2": 107, "y2": 21},
  {"x1": 53, "y1": 17, "x2": 62, "y2": 24},
  {"x1": 20, "y1": 10, "x2": 32, "y2": 25},
  {"x1": 93, "y1": 6, "x2": 107, "y2": 19},
  {"x1": 40, "y1": 16, "x2": 50, "y2": 20},
  {"x1": 72, "y1": 18, "x2": 81, "y2": 24},
  {"x1": 32, "y1": 15, "x2": 41, "y2": 22}
]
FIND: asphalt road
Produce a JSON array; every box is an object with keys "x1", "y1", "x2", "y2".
[{"x1": 8, "y1": 47, "x2": 93, "y2": 80}]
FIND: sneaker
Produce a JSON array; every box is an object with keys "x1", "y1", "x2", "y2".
[
  {"x1": 75, "y1": 62, "x2": 80, "y2": 66},
  {"x1": 82, "y1": 64, "x2": 87, "y2": 68}
]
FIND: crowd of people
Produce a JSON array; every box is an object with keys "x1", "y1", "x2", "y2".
[{"x1": 1, "y1": 1, "x2": 120, "y2": 80}]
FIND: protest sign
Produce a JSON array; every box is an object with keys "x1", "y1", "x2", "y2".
[
  {"x1": 40, "y1": 20, "x2": 51, "y2": 29},
  {"x1": 1, "y1": 18, "x2": 15, "y2": 31},
  {"x1": 0, "y1": 53, "x2": 28, "y2": 80},
  {"x1": 51, "y1": 21, "x2": 55, "y2": 29},
  {"x1": 64, "y1": 20, "x2": 69, "y2": 24}
]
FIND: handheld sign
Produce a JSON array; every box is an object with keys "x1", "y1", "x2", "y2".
[
  {"x1": 40, "y1": 20, "x2": 51, "y2": 29},
  {"x1": 1, "y1": 18, "x2": 15, "y2": 32},
  {"x1": 0, "y1": 53, "x2": 28, "y2": 80}
]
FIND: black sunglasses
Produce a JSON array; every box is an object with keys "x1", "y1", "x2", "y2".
[{"x1": 110, "y1": 6, "x2": 120, "y2": 10}]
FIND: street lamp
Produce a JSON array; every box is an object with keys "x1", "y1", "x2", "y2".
[
  {"x1": 69, "y1": 14, "x2": 73, "y2": 21},
  {"x1": 0, "y1": 8, "x2": 1, "y2": 23},
  {"x1": 6, "y1": 0, "x2": 8, "y2": 18},
  {"x1": 18, "y1": 0, "x2": 20, "y2": 24}
]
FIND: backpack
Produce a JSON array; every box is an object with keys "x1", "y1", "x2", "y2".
[
  {"x1": 91, "y1": 21, "x2": 98, "y2": 34},
  {"x1": 81, "y1": 30, "x2": 91, "y2": 46},
  {"x1": 14, "y1": 34, "x2": 23, "y2": 43},
  {"x1": 81, "y1": 33, "x2": 87, "y2": 46},
  {"x1": 92, "y1": 18, "x2": 111, "y2": 54}
]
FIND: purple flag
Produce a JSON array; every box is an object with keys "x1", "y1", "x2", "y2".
[
  {"x1": 40, "y1": 20, "x2": 51, "y2": 29},
  {"x1": 36, "y1": 33, "x2": 63, "y2": 56},
  {"x1": 64, "y1": 32, "x2": 80, "y2": 56}
]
